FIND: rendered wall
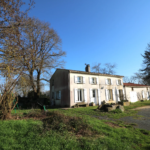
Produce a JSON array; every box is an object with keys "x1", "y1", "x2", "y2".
[
  {"x1": 69, "y1": 73, "x2": 123, "y2": 107},
  {"x1": 50, "y1": 69, "x2": 70, "y2": 107}
]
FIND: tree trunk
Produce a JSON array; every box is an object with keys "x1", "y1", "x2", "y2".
[
  {"x1": 36, "y1": 70, "x2": 41, "y2": 99},
  {"x1": 1, "y1": 98, "x2": 12, "y2": 120}
]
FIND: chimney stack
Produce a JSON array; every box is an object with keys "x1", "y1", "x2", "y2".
[{"x1": 85, "y1": 64, "x2": 90, "y2": 72}]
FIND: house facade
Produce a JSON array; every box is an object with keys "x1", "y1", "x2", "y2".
[
  {"x1": 50, "y1": 65, "x2": 125, "y2": 107},
  {"x1": 124, "y1": 83, "x2": 150, "y2": 102}
]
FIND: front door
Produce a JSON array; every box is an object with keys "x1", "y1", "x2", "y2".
[
  {"x1": 130, "y1": 91, "x2": 137, "y2": 102},
  {"x1": 91, "y1": 89, "x2": 96, "y2": 104}
]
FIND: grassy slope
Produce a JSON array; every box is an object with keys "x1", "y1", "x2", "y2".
[{"x1": 0, "y1": 101, "x2": 150, "y2": 150}]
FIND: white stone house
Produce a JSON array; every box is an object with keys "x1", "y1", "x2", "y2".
[
  {"x1": 123, "y1": 83, "x2": 150, "y2": 102},
  {"x1": 50, "y1": 65, "x2": 125, "y2": 107}
]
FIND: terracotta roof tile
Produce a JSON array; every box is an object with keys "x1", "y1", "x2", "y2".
[{"x1": 124, "y1": 83, "x2": 149, "y2": 87}]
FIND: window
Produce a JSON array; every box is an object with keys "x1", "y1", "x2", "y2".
[
  {"x1": 52, "y1": 79, "x2": 54, "y2": 86},
  {"x1": 131, "y1": 87, "x2": 134, "y2": 91},
  {"x1": 77, "y1": 76, "x2": 82, "y2": 83},
  {"x1": 77, "y1": 89, "x2": 83, "y2": 101},
  {"x1": 107, "y1": 79, "x2": 111, "y2": 85},
  {"x1": 92, "y1": 90, "x2": 95, "y2": 97},
  {"x1": 52, "y1": 92, "x2": 54, "y2": 99},
  {"x1": 118, "y1": 80, "x2": 121, "y2": 85},
  {"x1": 56, "y1": 91, "x2": 61, "y2": 100},
  {"x1": 119, "y1": 90, "x2": 123, "y2": 100},
  {"x1": 108, "y1": 89, "x2": 113, "y2": 100},
  {"x1": 92, "y1": 77, "x2": 96, "y2": 84}
]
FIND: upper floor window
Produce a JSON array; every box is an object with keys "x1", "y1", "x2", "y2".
[
  {"x1": 89, "y1": 77, "x2": 98, "y2": 84},
  {"x1": 52, "y1": 79, "x2": 54, "y2": 86},
  {"x1": 116, "y1": 79, "x2": 122, "y2": 85},
  {"x1": 118, "y1": 79, "x2": 121, "y2": 85},
  {"x1": 75, "y1": 76, "x2": 85, "y2": 84},
  {"x1": 92, "y1": 77, "x2": 97, "y2": 84},
  {"x1": 106, "y1": 78, "x2": 112, "y2": 85},
  {"x1": 77, "y1": 76, "x2": 82, "y2": 83}
]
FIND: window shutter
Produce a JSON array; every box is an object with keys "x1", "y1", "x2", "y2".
[
  {"x1": 89, "y1": 77, "x2": 91, "y2": 84},
  {"x1": 111, "y1": 79, "x2": 113, "y2": 85},
  {"x1": 105, "y1": 79, "x2": 108, "y2": 85},
  {"x1": 116, "y1": 79, "x2": 118, "y2": 85},
  {"x1": 96, "y1": 77, "x2": 99, "y2": 84},
  {"x1": 98, "y1": 89, "x2": 101, "y2": 105},
  {"x1": 83, "y1": 77, "x2": 85, "y2": 84},
  {"x1": 112, "y1": 89, "x2": 115, "y2": 101},
  {"x1": 59, "y1": 91, "x2": 61, "y2": 100},
  {"x1": 121, "y1": 80, "x2": 123, "y2": 85},
  {"x1": 74, "y1": 76, "x2": 77, "y2": 83},
  {"x1": 117, "y1": 89, "x2": 120, "y2": 101},
  {"x1": 90, "y1": 77, "x2": 92, "y2": 84},
  {"x1": 74, "y1": 89, "x2": 77, "y2": 102},
  {"x1": 84, "y1": 89, "x2": 87, "y2": 102},
  {"x1": 143, "y1": 91, "x2": 145, "y2": 99},
  {"x1": 105, "y1": 89, "x2": 108, "y2": 101},
  {"x1": 90, "y1": 89, "x2": 92, "y2": 98},
  {"x1": 147, "y1": 92, "x2": 149, "y2": 100},
  {"x1": 122, "y1": 89, "x2": 125, "y2": 100}
]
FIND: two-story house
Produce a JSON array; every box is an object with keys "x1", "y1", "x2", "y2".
[{"x1": 50, "y1": 65, "x2": 124, "y2": 107}]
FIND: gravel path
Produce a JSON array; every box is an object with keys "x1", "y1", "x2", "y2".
[
  {"x1": 119, "y1": 108, "x2": 150, "y2": 131},
  {"x1": 92, "y1": 108, "x2": 150, "y2": 131}
]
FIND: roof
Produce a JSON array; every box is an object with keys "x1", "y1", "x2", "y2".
[
  {"x1": 124, "y1": 83, "x2": 150, "y2": 87},
  {"x1": 56, "y1": 68, "x2": 124, "y2": 78}
]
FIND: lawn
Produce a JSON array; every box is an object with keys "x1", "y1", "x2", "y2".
[{"x1": 0, "y1": 101, "x2": 150, "y2": 150}]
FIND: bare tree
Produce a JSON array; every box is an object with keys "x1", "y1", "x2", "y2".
[
  {"x1": 92, "y1": 63, "x2": 116, "y2": 75},
  {"x1": 0, "y1": 0, "x2": 34, "y2": 119},
  {"x1": 17, "y1": 18, "x2": 66, "y2": 99},
  {"x1": 123, "y1": 76, "x2": 136, "y2": 83}
]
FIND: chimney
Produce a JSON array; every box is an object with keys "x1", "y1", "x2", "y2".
[{"x1": 85, "y1": 64, "x2": 90, "y2": 72}]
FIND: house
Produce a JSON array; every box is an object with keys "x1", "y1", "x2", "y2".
[
  {"x1": 50, "y1": 65, "x2": 125, "y2": 107},
  {"x1": 123, "y1": 83, "x2": 150, "y2": 102}
]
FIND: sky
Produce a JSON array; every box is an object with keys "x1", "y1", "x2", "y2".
[{"x1": 17, "y1": 0, "x2": 150, "y2": 91}]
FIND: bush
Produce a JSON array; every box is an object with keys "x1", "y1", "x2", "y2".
[
  {"x1": 110, "y1": 109, "x2": 123, "y2": 114},
  {"x1": 43, "y1": 111, "x2": 97, "y2": 136}
]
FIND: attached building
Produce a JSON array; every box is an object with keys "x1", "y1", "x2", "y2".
[{"x1": 123, "y1": 83, "x2": 150, "y2": 102}]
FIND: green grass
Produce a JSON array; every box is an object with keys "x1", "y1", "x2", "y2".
[
  {"x1": 0, "y1": 101, "x2": 150, "y2": 150},
  {"x1": 125, "y1": 100, "x2": 150, "y2": 110}
]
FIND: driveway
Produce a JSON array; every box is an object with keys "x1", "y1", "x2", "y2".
[
  {"x1": 119, "y1": 108, "x2": 150, "y2": 131},
  {"x1": 93, "y1": 107, "x2": 150, "y2": 131}
]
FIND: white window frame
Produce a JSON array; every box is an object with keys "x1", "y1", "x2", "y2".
[{"x1": 77, "y1": 76, "x2": 82, "y2": 83}]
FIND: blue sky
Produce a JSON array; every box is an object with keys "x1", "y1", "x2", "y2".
[{"x1": 25, "y1": 0, "x2": 150, "y2": 91}]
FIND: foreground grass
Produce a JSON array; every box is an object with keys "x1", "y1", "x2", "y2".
[
  {"x1": 1, "y1": 101, "x2": 149, "y2": 150},
  {"x1": 0, "y1": 111, "x2": 150, "y2": 150}
]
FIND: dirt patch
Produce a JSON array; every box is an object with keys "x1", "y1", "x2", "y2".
[
  {"x1": 131, "y1": 106, "x2": 150, "y2": 110},
  {"x1": 42, "y1": 111, "x2": 99, "y2": 138},
  {"x1": 105, "y1": 122, "x2": 125, "y2": 128}
]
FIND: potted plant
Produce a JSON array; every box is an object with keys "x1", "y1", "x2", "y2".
[{"x1": 91, "y1": 102, "x2": 95, "y2": 106}]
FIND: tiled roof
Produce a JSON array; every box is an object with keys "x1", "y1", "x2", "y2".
[
  {"x1": 56, "y1": 68, "x2": 124, "y2": 78},
  {"x1": 123, "y1": 83, "x2": 149, "y2": 87}
]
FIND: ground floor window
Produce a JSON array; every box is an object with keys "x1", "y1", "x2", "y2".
[
  {"x1": 108, "y1": 89, "x2": 113, "y2": 100},
  {"x1": 77, "y1": 89, "x2": 84, "y2": 102},
  {"x1": 56, "y1": 91, "x2": 61, "y2": 100},
  {"x1": 119, "y1": 89, "x2": 123, "y2": 100}
]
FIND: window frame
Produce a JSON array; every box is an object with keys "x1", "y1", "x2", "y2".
[
  {"x1": 91, "y1": 77, "x2": 96, "y2": 84},
  {"x1": 77, "y1": 76, "x2": 82, "y2": 84},
  {"x1": 56, "y1": 91, "x2": 61, "y2": 100},
  {"x1": 108, "y1": 89, "x2": 113, "y2": 100},
  {"x1": 107, "y1": 78, "x2": 111, "y2": 85},
  {"x1": 118, "y1": 79, "x2": 121, "y2": 85},
  {"x1": 77, "y1": 89, "x2": 84, "y2": 102}
]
